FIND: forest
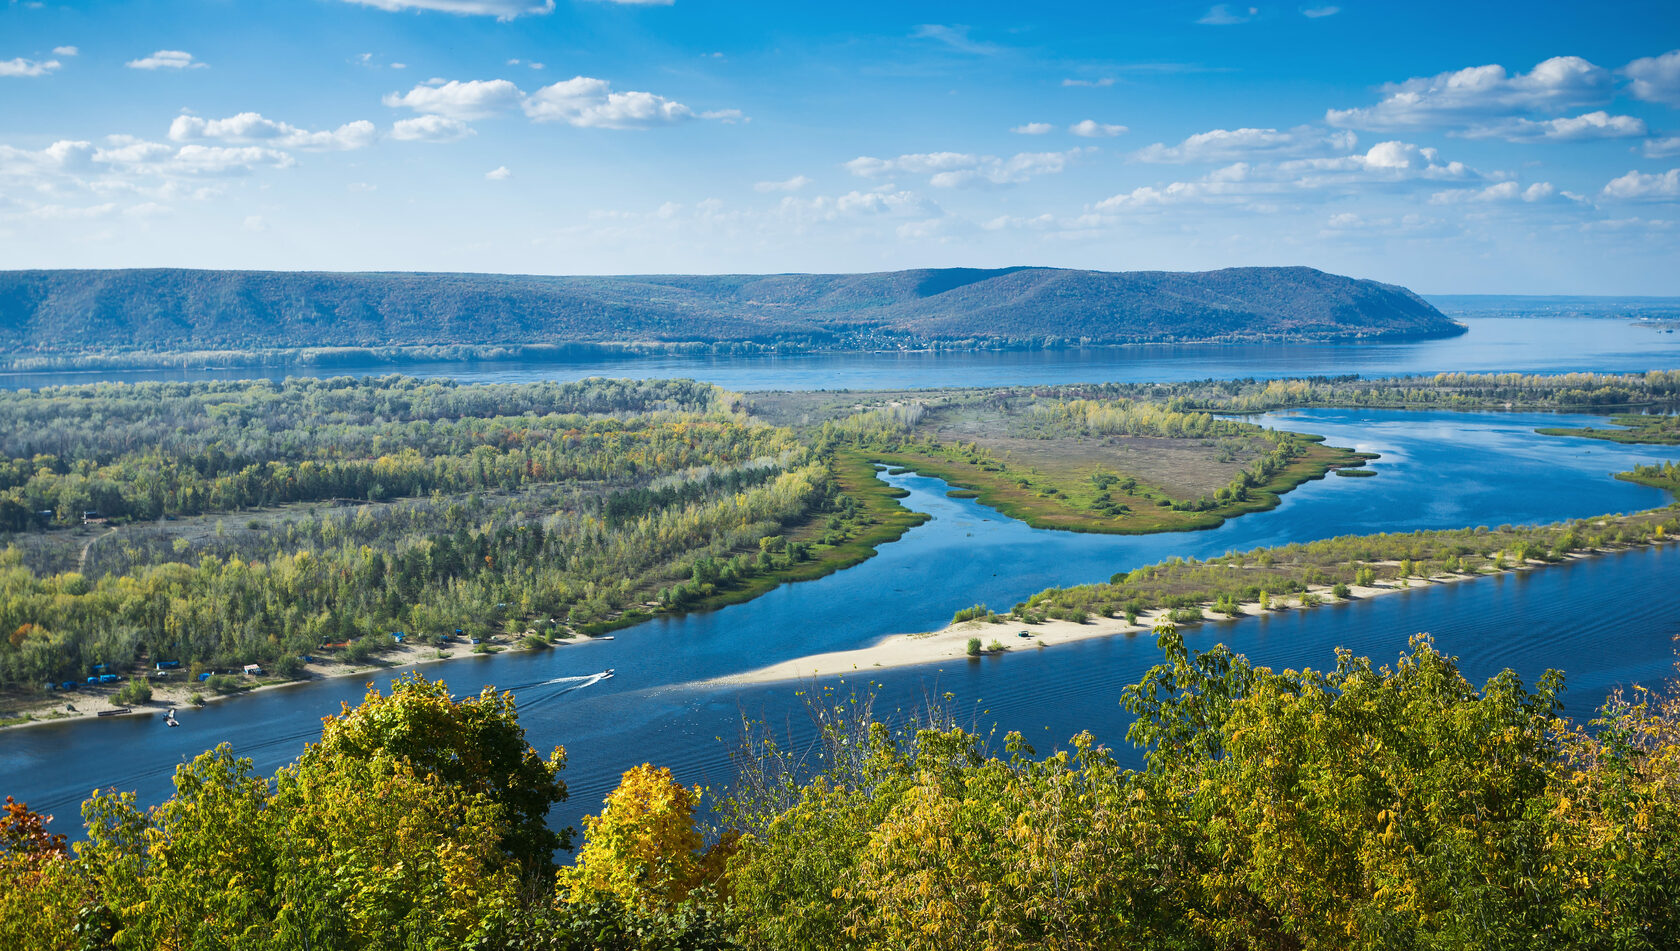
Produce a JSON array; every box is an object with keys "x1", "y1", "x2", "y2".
[
  {"x1": 4, "y1": 632, "x2": 1678, "y2": 950},
  {"x1": 0, "y1": 377, "x2": 906, "y2": 691}
]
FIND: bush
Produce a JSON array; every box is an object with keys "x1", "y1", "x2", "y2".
[
  {"x1": 952, "y1": 604, "x2": 991, "y2": 624},
  {"x1": 1331, "y1": 582, "x2": 1351, "y2": 600},
  {"x1": 274, "y1": 654, "x2": 307, "y2": 680},
  {"x1": 189, "y1": 693, "x2": 205, "y2": 707},
  {"x1": 113, "y1": 677, "x2": 152, "y2": 705},
  {"x1": 966, "y1": 638, "x2": 982, "y2": 656},
  {"x1": 207, "y1": 674, "x2": 242, "y2": 694}
]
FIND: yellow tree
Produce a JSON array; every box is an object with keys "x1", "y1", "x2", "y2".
[{"x1": 559, "y1": 763, "x2": 707, "y2": 913}]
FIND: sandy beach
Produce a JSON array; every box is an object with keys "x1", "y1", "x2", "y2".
[
  {"x1": 706, "y1": 559, "x2": 1593, "y2": 687},
  {"x1": 0, "y1": 635, "x2": 588, "y2": 731}
]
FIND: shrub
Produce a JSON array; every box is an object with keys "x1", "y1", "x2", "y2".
[
  {"x1": 966, "y1": 638, "x2": 982, "y2": 656},
  {"x1": 1331, "y1": 582, "x2": 1351, "y2": 600},
  {"x1": 952, "y1": 604, "x2": 991, "y2": 624},
  {"x1": 113, "y1": 677, "x2": 152, "y2": 705}
]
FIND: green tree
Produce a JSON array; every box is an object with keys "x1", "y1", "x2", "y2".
[{"x1": 303, "y1": 672, "x2": 570, "y2": 879}]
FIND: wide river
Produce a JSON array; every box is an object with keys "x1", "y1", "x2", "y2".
[
  {"x1": 4, "y1": 403, "x2": 1680, "y2": 838},
  {"x1": 4, "y1": 316, "x2": 1680, "y2": 392}
]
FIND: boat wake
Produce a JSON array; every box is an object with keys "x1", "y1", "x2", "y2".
[{"x1": 513, "y1": 670, "x2": 617, "y2": 713}]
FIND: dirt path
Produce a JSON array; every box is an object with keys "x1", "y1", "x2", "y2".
[{"x1": 77, "y1": 526, "x2": 117, "y2": 573}]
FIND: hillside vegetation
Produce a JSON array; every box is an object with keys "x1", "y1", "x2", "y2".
[{"x1": 0, "y1": 266, "x2": 1460, "y2": 361}]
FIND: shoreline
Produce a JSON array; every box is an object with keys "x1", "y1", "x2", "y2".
[
  {"x1": 708, "y1": 552, "x2": 1614, "y2": 687},
  {"x1": 0, "y1": 638, "x2": 589, "y2": 733}
]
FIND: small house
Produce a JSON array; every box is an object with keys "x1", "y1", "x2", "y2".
[{"x1": 242, "y1": 663, "x2": 263, "y2": 676}]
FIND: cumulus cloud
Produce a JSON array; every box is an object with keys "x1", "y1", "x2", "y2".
[
  {"x1": 1070, "y1": 119, "x2": 1127, "y2": 138},
  {"x1": 53, "y1": 46, "x2": 78, "y2": 56},
  {"x1": 1428, "y1": 181, "x2": 1560, "y2": 204},
  {"x1": 390, "y1": 115, "x2": 474, "y2": 141},
  {"x1": 1133, "y1": 126, "x2": 1357, "y2": 163},
  {"x1": 384, "y1": 79, "x2": 523, "y2": 119},
  {"x1": 845, "y1": 148, "x2": 1087, "y2": 187},
  {"x1": 1602, "y1": 168, "x2": 1680, "y2": 200},
  {"x1": 486, "y1": 165, "x2": 511, "y2": 180},
  {"x1": 1095, "y1": 140, "x2": 1475, "y2": 213},
  {"x1": 126, "y1": 50, "x2": 206, "y2": 70},
  {"x1": 1624, "y1": 49, "x2": 1680, "y2": 107},
  {"x1": 1012, "y1": 122, "x2": 1053, "y2": 135},
  {"x1": 1327, "y1": 56, "x2": 1611, "y2": 130},
  {"x1": 1198, "y1": 5, "x2": 1258, "y2": 25},
  {"x1": 169, "y1": 113, "x2": 377, "y2": 150},
  {"x1": 0, "y1": 57, "x2": 62, "y2": 77},
  {"x1": 754, "y1": 175, "x2": 810, "y2": 192},
  {"x1": 523, "y1": 76, "x2": 703, "y2": 128},
  {"x1": 1460, "y1": 110, "x2": 1646, "y2": 142},
  {"x1": 337, "y1": 0, "x2": 556, "y2": 18},
  {"x1": 386, "y1": 76, "x2": 734, "y2": 129}
]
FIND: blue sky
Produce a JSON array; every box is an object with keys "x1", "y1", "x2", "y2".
[{"x1": 2, "y1": 0, "x2": 1678, "y2": 292}]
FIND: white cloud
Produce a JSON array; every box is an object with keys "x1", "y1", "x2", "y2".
[
  {"x1": 390, "y1": 115, "x2": 474, "y2": 141},
  {"x1": 384, "y1": 78, "x2": 523, "y2": 119},
  {"x1": 160, "y1": 144, "x2": 296, "y2": 175},
  {"x1": 1645, "y1": 136, "x2": 1680, "y2": 158},
  {"x1": 845, "y1": 148, "x2": 1087, "y2": 187},
  {"x1": 1134, "y1": 126, "x2": 1357, "y2": 162},
  {"x1": 1624, "y1": 49, "x2": 1680, "y2": 107},
  {"x1": 126, "y1": 50, "x2": 206, "y2": 71},
  {"x1": 169, "y1": 113, "x2": 377, "y2": 150},
  {"x1": 0, "y1": 57, "x2": 61, "y2": 77},
  {"x1": 754, "y1": 175, "x2": 810, "y2": 192},
  {"x1": 1602, "y1": 168, "x2": 1680, "y2": 200},
  {"x1": 1300, "y1": 5, "x2": 1339, "y2": 17},
  {"x1": 52, "y1": 46, "x2": 78, "y2": 57},
  {"x1": 1070, "y1": 119, "x2": 1127, "y2": 138},
  {"x1": 486, "y1": 165, "x2": 511, "y2": 180},
  {"x1": 337, "y1": 0, "x2": 556, "y2": 18},
  {"x1": 523, "y1": 76, "x2": 700, "y2": 128},
  {"x1": 1428, "y1": 181, "x2": 1560, "y2": 204},
  {"x1": 1012, "y1": 122, "x2": 1053, "y2": 135},
  {"x1": 1062, "y1": 77, "x2": 1115, "y2": 88},
  {"x1": 1095, "y1": 140, "x2": 1475, "y2": 213},
  {"x1": 1327, "y1": 56, "x2": 1611, "y2": 130},
  {"x1": 386, "y1": 75, "x2": 730, "y2": 130},
  {"x1": 1198, "y1": 4, "x2": 1258, "y2": 25},
  {"x1": 1460, "y1": 110, "x2": 1647, "y2": 142},
  {"x1": 243, "y1": 215, "x2": 268, "y2": 232}
]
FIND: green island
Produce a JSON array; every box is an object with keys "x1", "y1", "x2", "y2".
[{"x1": 1539, "y1": 413, "x2": 1680, "y2": 445}]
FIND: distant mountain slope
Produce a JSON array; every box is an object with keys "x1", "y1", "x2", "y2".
[{"x1": 0, "y1": 266, "x2": 1461, "y2": 356}]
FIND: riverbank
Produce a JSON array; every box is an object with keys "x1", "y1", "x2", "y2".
[
  {"x1": 0, "y1": 637, "x2": 597, "y2": 732},
  {"x1": 710, "y1": 546, "x2": 1649, "y2": 686}
]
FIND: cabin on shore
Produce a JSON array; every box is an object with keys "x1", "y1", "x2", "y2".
[{"x1": 242, "y1": 663, "x2": 263, "y2": 676}]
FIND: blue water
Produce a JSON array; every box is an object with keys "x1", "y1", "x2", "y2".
[
  {"x1": 4, "y1": 406, "x2": 1677, "y2": 838},
  {"x1": 4, "y1": 317, "x2": 1680, "y2": 392}
]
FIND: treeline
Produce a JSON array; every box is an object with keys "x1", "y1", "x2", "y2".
[
  {"x1": 0, "y1": 377, "x2": 735, "y2": 526},
  {"x1": 1001, "y1": 370, "x2": 1680, "y2": 415},
  {"x1": 7, "y1": 635, "x2": 1679, "y2": 949}
]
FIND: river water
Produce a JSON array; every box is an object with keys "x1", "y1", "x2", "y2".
[
  {"x1": 3, "y1": 316, "x2": 1680, "y2": 392},
  {"x1": 4, "y1": 405, "x2": 1678, "y2": 838}
]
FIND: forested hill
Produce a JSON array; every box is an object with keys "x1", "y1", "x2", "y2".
[{"x1": 0, "y1": 265, "x2": 1460, "y2": 356}]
